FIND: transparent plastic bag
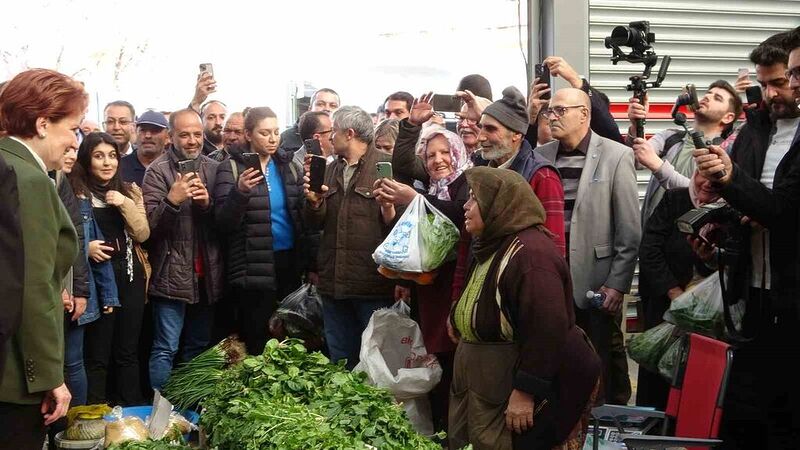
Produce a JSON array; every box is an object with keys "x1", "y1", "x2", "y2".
[
  {"x1": 664, "y1": 272, "x2": 743, "y2": 339},
  {"x1": 657, "y1": 336, "x2": 687, "y2": 382},
  {"x1": 373, "y1": 195, "x2": 459, "y2": 273},
  {"x1": 627, "y1": 322, "x2": 678, "y2": 373},
  {"x1": 269, "y1": 283, "x2": 324, "y2": 349}
]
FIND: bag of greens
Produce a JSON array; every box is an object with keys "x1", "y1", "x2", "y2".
[
  {"x1": 657, "y1": 336, "x2": 687, "y2": 382},
  {"x1": 373, "y1": 194, "x2": 459, "y2": 273},
  {"x1": 663, "y1": 273, "x2": 734, "y2": 338},
  {"x1": 627, "y1": 322, "x2": 678, "y2": 373}
]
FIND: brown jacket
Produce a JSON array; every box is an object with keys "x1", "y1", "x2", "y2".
[
  {"x1": 142, "y1": 148, "x2": 223, "y2": 304},
  {"x1": 303, "y1": 147, "x2": 395, "y2": 300}
]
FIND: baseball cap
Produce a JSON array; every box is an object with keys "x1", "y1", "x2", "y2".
[{"x1": 137, "y1": 110, "x2": 168, "y2": 129}]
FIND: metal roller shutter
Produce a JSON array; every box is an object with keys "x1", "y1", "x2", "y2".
[{"x1": 587, "y1": 0, "x2": 799, "y2": 316}]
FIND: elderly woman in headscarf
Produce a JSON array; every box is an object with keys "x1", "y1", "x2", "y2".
[
  {"x1": 636, "y1": 170, "x2": 724, "y2": 409},
  {"x1": 448, "y1": 167, "x2": 600, "y2": 450},
  {"x1": 374, "y1": 125, "x2": 473, "y2": 430}
]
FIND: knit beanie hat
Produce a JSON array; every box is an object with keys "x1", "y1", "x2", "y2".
[{"x1": 482, "y1": 86, "x2": 529, "y2": 135}]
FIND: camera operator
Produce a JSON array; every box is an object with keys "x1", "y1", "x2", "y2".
[
  {"x1": 526, "y1": 56, "x2": 624, "y2": 147},
  {"x1": 636, "y1": 171, "x2": 721, "y2": 409},
  {"x1": 628, "y1": 81, "x2": 742, "y2": 223},
  {"x1": 694, "y1": 29, "x2": 800, "y2": 450}
]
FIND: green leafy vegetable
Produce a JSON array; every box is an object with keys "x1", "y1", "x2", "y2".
[
  {"x1": 169, "y1": 338, "x2": 440, "y2": 449},
  {"x1": 162, "y1": 336, "x2": 246, "y2": 410},
  {"x1": 419, "y1": 211, "x2": 459, "y2": 270},
  {"x1": 627, "y1": 322, "x2": 678, "y2": 372},
  {"x1": 106, "y1": 439, "x2": 192, "y2": 450}
]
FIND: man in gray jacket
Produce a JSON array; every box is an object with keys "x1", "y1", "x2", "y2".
[
  {"x1": 141, "y1": 109, "x2": 223, "y2": 391},
  {"x1": 536, "y1": 88, "x2": 641, "y2": 404}
]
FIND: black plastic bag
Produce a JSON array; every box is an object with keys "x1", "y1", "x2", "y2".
[{"x1": 269, "y1": 283, "x2": 324, "y2": 349}]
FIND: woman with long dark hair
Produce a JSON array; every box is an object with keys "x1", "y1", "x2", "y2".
[
  {"x1": 70, "y1": 132, "x2": 150, "y2": 405},
  {"x1": 214, "y1": 107, "x2": 315, "y2": 355}
]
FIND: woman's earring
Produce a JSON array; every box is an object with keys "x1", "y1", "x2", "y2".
[{"x1": 39, "y1": 133, "x2": 47, "y2": 139}]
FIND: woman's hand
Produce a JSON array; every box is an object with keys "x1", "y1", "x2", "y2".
[
  {"x1": 88, "y1": 240, "x2": 113, "y2": 262},
  {"x1": 237, "y1": 167, "x2": 263, "y2": 194},
  {"x1": 72, "y1": 297, "x2": 87, "y2": 321},
  {"x1": 372, "y1": 178, "x2": 417, "y2": 207},
  {"x1": 505, "y1": 389, "x2": 535, "y2": 434},
  {"x1": 102, "y1": 306, "x2": 114, "y2": 315},
  {"x1": 106, "y1": 190, "x2": 126, "y2": 207},
  {"x1": 62, "y1": 289, "x2": 73, "y2": 313},
  {"x1": 409, "y1": 92, "x2": 435, "y2": 127},
  {"x1": 42, "y1": 383, "x2": 71, "y2": 426}
]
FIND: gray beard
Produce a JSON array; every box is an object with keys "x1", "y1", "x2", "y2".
[{"x1": 480, "y1": 146, "x2": 512, "y2": 161}]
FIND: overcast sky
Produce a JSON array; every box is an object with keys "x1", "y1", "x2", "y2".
[{"x1": 1, "y1": 0, "x2": 530, "y2": 126}]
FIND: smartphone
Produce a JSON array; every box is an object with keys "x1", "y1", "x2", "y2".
[
  {"x1": 745, "y1": 85, "x2": 762, "y2": 105},
  {"x1": 535, "y1": 63, "x2": 551, "y2": 100},
  {"x1": 242, "y1": 152, "x2": 262, "y2": 175},
  {"x1": 103, "y1": 238, "x2": 120, "y2": 257},
  {"x1": 199, "y1": 63, "x2": 214, "y2": 78},
  {"x1": 738, "y1": 67, "x2": 750, "y2": 78},
  {"x1": 304, "y1": 138, "x2": 323, "y2": 156},
  {"x1": 309, "y1": 155, "x2": 327, "y2": 193},
  {"x1": 178, "y1": 159, "x2": 198, "y2": 176},
  {"x1": 376, "y1": 161, "x2": 393, "y2": 179},
  {"x1": 431, "y1": 94, "x2": 463, "y2": 113}
]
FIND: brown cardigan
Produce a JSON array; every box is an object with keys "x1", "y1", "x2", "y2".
[{"x1": 453, "y1": 226, "x2": 601, "y2": 443}]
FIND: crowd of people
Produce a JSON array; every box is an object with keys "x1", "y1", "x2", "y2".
[{"x1": 1, "y1": 24, "x2": 800, "y2": 450}]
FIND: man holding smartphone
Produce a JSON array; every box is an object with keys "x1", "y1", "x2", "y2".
[
  {"x1": 694, "y1": 30, "x2": 800, "y2": 449},
  {"x1": 141, "y1": 109, "x2": 224, "y2": 391},
  {"x1": 302, "y1": 106, "x2": 395, "y2": 370}
]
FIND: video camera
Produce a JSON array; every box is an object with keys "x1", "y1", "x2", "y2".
[
  {"x1": 676, "y1": 202, "x2": 743, "y2": 247},
  {"x1": 605, "y1": 21, "x2": 671, "y2": 138}
]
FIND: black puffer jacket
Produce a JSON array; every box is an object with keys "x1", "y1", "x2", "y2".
[{"x1": 214, "y1": 145, "x2": 317, "y2": 291}]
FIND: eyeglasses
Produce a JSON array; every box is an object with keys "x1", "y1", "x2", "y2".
[
  {"x1": 316, "y1": 129, "x2": 333, "y2": 135},
  {"x1": 540, "y1": 105, "x2": 586, "y2": 119},
  {"x1": 103, "y1": 118, "x2": 133, "y2": 127},
  {"x1": 785, "y1": 66, "x2": 800, "y2": 81}
]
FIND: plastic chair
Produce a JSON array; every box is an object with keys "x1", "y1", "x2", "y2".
[{"x1": 591, "y1": 332, "x2": 733, "y2": 449}]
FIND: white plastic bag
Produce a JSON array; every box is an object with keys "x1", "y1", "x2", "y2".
[
  {"x1": 372, "y1": 194, "x2": 459, "y2": 273},
  {"x1": 354, "y1": 301, "x2": 442, "y2": 435}
]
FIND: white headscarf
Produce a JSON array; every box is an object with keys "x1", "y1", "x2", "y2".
[{"x1": 415, "y1": 126, "x2": 472, "y2": 201}]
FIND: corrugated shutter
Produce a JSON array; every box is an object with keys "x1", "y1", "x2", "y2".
[
  {"x1": 588, "y1": 0, "x2": 800, "y2": 303},
  {"x1": 590, "y1": 0, "x2": 800, "y2": 105}
]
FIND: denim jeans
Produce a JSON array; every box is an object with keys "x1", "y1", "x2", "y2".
[
  {"x1": 64, "y1": 318, "x2": 86, "y2": 406},
  {"x1": 149, "y1": 296, "x2": 214, "y2": 391},
  {"x1": 321, "y1": 296, "x2": 394, "y2": 370}
]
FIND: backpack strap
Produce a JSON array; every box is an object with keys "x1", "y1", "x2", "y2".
[{"x1": 660, "y1": 130, "x2": 687, "y2": 159}]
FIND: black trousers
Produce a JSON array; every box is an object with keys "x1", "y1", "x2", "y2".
[
  {"x1": 575, "y1": 308, "x2": 630, "y2": 405},
  {"x1": 0, "y1": 402, "x2": 45, "y2": 450},
  {"x1": 719, "y1": 288, "x2": 800, "y2": 449},
  {"x1": 85, "y1": 257, "x2": 146, "y2": 405},
  {"x1": 235, "y1": 250, "x2": 300, "y2": 355},
  {"x1": 634, "y1": 294, "x2": 671, "y2": 409}
]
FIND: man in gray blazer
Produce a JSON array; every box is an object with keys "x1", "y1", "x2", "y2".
[{"x1": 536, "y1": 88, "x2": 641, "y2": 404}]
